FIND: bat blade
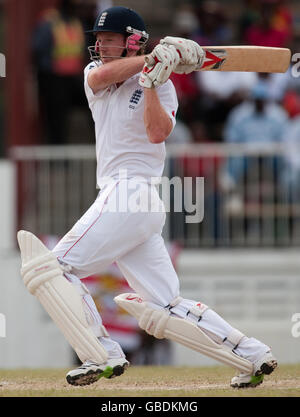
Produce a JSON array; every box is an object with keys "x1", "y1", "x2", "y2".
[{"x1": 200, "y1": 46, "x2": 291, "y2": 73}]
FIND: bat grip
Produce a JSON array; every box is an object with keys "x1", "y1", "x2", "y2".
[{"x1": 145, "y1": 55, "x2": 155, "y2": 66}]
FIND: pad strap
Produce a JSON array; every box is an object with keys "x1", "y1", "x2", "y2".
[
  {"x1": 224, "y1": 329, "x2": 245, "y2": 350},
  {"x1": 139, "y1": 308, "x2": 169, "y2": 339},
  {"x1": 187, "y1": 302, "x2": 209, "y2": 322},
  {"x1": 165, "y1": 296, "x2": 183, "y2": 309}
]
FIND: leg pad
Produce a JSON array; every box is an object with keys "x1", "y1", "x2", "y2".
[
  {"x1": 115, "y1": 293, "x2": 253, "y2": 374},
  {"x1": 17, "y1": 230, "x2": 108, "y2": 364}
]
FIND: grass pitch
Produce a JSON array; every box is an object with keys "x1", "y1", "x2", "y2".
[{"x1": 0, "y1": 364, "x2": 299, "y2": 397}]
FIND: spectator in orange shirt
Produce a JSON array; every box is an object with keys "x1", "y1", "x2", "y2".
[{"x1": 32, "y1": 0, "x2": 86, "y2": 144}]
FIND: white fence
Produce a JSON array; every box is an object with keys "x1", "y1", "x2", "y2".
[{"x1": 10, "y1": 143, "x2": 300, "y2": 247}]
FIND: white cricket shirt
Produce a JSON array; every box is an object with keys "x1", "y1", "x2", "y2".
[{"x1": 84, "y1": 61, "x2": 178, "y2": 188}]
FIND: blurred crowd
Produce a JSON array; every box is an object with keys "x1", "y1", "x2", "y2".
[
  {"x1": 168, "y1": 0, "x2": 297, "y2": 141},
  {"x1": 27, "y1": 0, "x2": 300, "y2": 216},
  {"x1": 29, "y1": 0, "x2": 300, "y2": 196},
  {"x1": 166, "y1": 0, "x2": 300, "y2": 208},
  {"x1": 31, "y1": 0, "x2": 113, "y2": 144},
  {"x1": 29, "y1": 2, "x2": 299, "y2": 134}
]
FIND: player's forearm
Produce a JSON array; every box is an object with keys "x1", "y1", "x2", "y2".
[
  {"x1": 143, "y1": 88, "x2": 173, "y2": 144},
  {"x1": 88, "y1": 56, "x2": 145, "y2": 92}
]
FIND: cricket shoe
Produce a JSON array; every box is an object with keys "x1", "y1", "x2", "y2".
[
  {"x1": 230, "y1": 351, "x2": 278, "y2": 389},
  {"x1": 66, "y1": 358, "x2": 130, "y2": 386}
]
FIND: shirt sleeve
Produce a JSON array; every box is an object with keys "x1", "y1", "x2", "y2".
[
  {"x1": 156, "y1": 80, "x2": 179, "y2": 129},
  {"x1": 84, "y1": 61, "x2": 111, "y2": 104}
]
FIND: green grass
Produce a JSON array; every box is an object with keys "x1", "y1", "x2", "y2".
[{"x1": 0, "y1": 364, "x2": 300, "y2": 397}]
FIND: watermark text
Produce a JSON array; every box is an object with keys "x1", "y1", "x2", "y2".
[
  {"x1": 291, "y1": 313, "x2": 300, "y2": 338},
  {"x1": 0, "y1": 53, "x2": 5, "y2": 78},
  {"x1": 0, "y1": 313, "x2": 6, "y2": 338},
  {"x1": 99, "y1": 172, "x2": 204, "y2": 224},
  {"x1": 292, "y1": 53, "x2": 300, "y2": 78}
]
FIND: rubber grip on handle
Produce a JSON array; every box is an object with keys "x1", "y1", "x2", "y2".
[{"x1": 145, "y1": 55, "x2": 155, "y2": 66}]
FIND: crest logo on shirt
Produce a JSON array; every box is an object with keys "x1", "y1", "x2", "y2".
[{"x1": 129, "y1": 89, "x2": 143, "y2": 109}]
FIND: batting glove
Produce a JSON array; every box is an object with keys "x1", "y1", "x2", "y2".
[
  {"x1": 160, "y1": 36, "x2": 205, "y2": 74},
  {"x1": 139, "y1": 44, "x2": 180, "y2": 88}
]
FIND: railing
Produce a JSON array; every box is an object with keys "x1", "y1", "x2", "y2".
[
  {"x1": 10, "y1": 143, "x2": 300, "y2": 247},
  {"x1": 11, "y1": 146, "x2": 98, "y2": 236}
]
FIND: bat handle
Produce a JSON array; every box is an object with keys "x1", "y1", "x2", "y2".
[{"x1": 145, "y1": 55, "x2": 155, "y2": 66}]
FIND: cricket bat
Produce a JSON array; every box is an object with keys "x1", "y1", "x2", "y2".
[
  {"x1": 199, "y1": 46, "x2": 291, "y2": 73},
  {"x1": 146, "y1": 45, "x2": 291, "y2": 73}
]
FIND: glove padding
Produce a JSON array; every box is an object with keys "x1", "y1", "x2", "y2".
[
  {"x1": 139, "y1": 44, "x2": 180, "y2": 88},
  {"x1": 160, "y1": 36, "x2": 205, "y2": 74}
]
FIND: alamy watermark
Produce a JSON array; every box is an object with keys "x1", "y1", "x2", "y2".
[
  {"x1": 291, "y1": 313, "x2": 300, "y2": 338},
  {"x1": 98, "y1": 171, "x2": 204, "y2": 224},
  {"x1": 0, "y1": 53, "x2": 5, "y2": 78},
  {"x1": 292, "y1": 53, "x2": 300, "y2": 78},
  {"x1": 0, "y1": 313, "x2": 6, "y2": 338}
]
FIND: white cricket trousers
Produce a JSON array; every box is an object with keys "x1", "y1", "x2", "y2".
[
  {"x1": 52, "y1": 179, "x2": 269, "y2": 362},
  {"x1": 53, "y1": 179, "x2": 180, "y2": 306}
]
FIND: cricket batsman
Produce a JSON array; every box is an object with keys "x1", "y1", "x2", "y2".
[{"x1": 18, "y1": 6, "x2": 277, "y2": 388}]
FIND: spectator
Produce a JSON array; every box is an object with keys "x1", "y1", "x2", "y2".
[
  {"x1": 255, "y1": 72, "x2": 290, "y2": 103},
  {"x1": 32, "y1": 0, "x2": 86, "y2": 144},
  {"x1": 76, "y1": 0, "x2": 98, "y2": 62},
  {"x1": 221, "y1": 82, "x2": 288, "y2": 209},
  {"x1": 196, "y1": 71, "x2": 257, "y2": 141},
  {"x1": 270, "y1": 0, "x2": 293, "y2": 43},
  {"x1": 170, "y1": 71, "x2": 201, "y2": 125},
  {"x1": 244, "y1": 0, "x2": 292, "y2": 47},
  {"x1": 170, "y1": 4, "x2": 201, "y2": 126},
  {"x1": 282, "y1": 89, "x2": 300, "y2": 119},
  {"x1": 172, "y1": 4, "x2": 199, "y2": 39},
  {"x1": 238, "y1": 0, "x2": 261, "y2": 41},
  {"x1": 193, "y1": 1, "x2": 232, "y2": 46},
  {"x1": 77, "y1": 1, "x2": 114, "y2": 62}
]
